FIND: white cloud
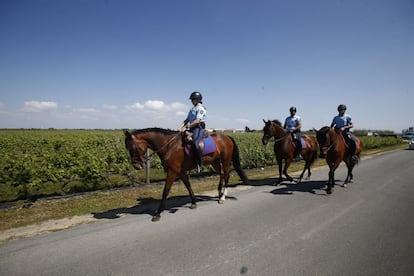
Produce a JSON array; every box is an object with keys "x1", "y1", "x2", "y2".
[
  {"x1": 176, "y1": 111, "x2": 186, "y2": 117},
  {"x1": 72, "y1": 108, "x2": 98, "y2": 113},
  {"x1": 125, "y1": 100, "x2": 188, "y2": 113},
  {"x1": 103, "y1": 104, "x2": 118, "y2": 111},
  {"x1": 144, "y1": 100, "x2": 166, "y2": 110},
  {"x1": 125, "y1": 102, "x2": 144, "y2": 111},
  {"x1": 22, "y1": 101, "x2": 58, "y2": 112},
  {"x1": 171, "y1": 102, "x2": 187, "y2": 110}
]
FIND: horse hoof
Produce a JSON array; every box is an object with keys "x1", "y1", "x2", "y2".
[
  {"x1": 342, "y1": 183, "x2": 348, "y2": 188},
  {"x1": 151, "y1": 215, "x2": 161, "y2": 222},
  {"x1": 326, "y1": 189, "x2": 332, "y2": 195},
  {"x1": 190, "y1": 204, "x2": 197, "y2": 209},
  {"x1": 218, "y1": 199, "x2": 225, "y2": 204}
]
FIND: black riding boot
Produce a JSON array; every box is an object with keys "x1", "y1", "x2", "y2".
[
  {"x1": 350, "y1": 140, "x2": 357, "y2": 161},
  {"x1": 192, "y1": 143, "x2": 203, "y2": 173},
  {"x1": 196, "y1": 148, "x2": 203, "y2": 173},
  {"x1": 296, "y1": 141, "x2": 302, "y2": 159}
]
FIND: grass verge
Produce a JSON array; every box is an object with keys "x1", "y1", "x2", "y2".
[{"x1": 0, "y1": 145, "x2": 406, "y2": 233}]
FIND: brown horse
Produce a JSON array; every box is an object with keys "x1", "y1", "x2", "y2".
[
  {"x1": 314, "y1": 126, "x2": 363, "y2": 194},
  {"x1": 124, "y1": 128, "x2": 248, "y2": 221},
  {"x1": 262, "y1": 120, "x2": 318, "y2": 184}
]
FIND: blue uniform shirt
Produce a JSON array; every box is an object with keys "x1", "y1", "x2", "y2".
[
  {"x1": 331, "y1": 114, "x2": 352, "y2": 129},
  {"x1": 284, "y1": 115, "x2": 301, "y2": 131},
  {"x1": 185, "y1": 103, "x2": 206, "y2": 124}
]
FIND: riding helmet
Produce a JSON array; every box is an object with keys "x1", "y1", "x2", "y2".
[
  {"x1": 289, "y1": 106, "x2": 297, "y2": 112},
  {"x1": 189, "y1": 91, "x2": 202, "y2": 101},
  {"x1": 337, "y1": 104, "x2": 347, "y2": 111}
]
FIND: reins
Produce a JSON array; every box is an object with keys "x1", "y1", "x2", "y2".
[
  {"x1": 274, "y1": 135, "x2": 288, "y2": 143},
  {"x1": 144, "y1": 132, "x2": 181, "y2": 161}
]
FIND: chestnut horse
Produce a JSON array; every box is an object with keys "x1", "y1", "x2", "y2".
[
  {"x1": 124, "y1": 128, "x2": 248, "y2": 221},
  {"x1": 262, "y1": 120, "x2": 318, "y2": 184},
  {"x1": 314, "y1": 126, "x2": 363, "y2": 194}
]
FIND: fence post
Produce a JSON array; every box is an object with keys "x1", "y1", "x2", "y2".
[{"x1": 146, "y1": 149, "x2": 151, "y2": 185}]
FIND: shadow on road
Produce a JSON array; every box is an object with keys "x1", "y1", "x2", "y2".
[
  {"x1": 269, "y1": 180, "x2": 328, "y2": 195},
  {"x1": 92, "y1": 194, "x2": 236, "y2": 220},
  {"x1": 92, "y1": 175, "x2": 339, "y2": 221}
]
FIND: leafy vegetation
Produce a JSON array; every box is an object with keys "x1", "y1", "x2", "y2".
[{"x1": 0, "y1": 129, "x2": 405, "y2": 202}]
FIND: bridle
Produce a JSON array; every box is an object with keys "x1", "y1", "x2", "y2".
[
  {"x1": 263, "y1": 122, "x2": 288, "y2": 144},
  {"x1": 319, "y1": 130, "x2": 334, "y2": 154},
  {"x1": 138, "y1": 132, "x2": 182, "y2": 162}
]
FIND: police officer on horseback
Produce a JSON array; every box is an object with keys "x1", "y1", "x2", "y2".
[
  {"x1": 284, "y1": 106, "x2": 302, "y2": 158},
  {"x1": 331, "y1": 104, "x2": 357, "y2": 161},
  {"x1": 178, "y1": 91, "x2": 207, "y2": 173}
]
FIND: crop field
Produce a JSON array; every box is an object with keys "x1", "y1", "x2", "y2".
[{"x1": 0, "y1": 129, "x2": 404, "y2": 202}]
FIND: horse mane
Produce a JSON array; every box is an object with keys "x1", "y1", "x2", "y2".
[
  {"x1": 131, "y1": 127, "x2": 178, "y2": 136},
  {"x1": 319, "y1": 126, "x2": 331, "y2": 133},
  {"x1": 271, "y1": 119, "x2": 282, "y2": 127}
]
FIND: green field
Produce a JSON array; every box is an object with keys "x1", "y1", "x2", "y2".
[{"x1": 0, "y1": 129, "x2": 405, "y2": 202}]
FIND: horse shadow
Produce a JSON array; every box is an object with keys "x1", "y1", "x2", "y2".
[
  {"x1": 269, "y1": 180, "x2": 328, "y2": 196},
  {"x1": 245, "y1": 177, "x2": 284, "y2": 187},
  {"x1": 92, "y1": 193, "x2": 236, "y2": 220}
]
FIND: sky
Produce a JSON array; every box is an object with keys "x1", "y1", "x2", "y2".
[{"x1": 0, "y1": 0, "x2": 413, "y2": 132}]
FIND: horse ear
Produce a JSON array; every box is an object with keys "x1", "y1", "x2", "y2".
[
  {"x1": 312, "y1": 128, "x2": 317, "y2": 133},
  {"x1": 123, "y1": 129, "x2": 131, "y2": 137},
  {"x1": 263, "y1": 119, "x2": 267, "y2": 124}
]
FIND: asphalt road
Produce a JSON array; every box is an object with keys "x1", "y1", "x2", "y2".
[{"x1": 1, "y1": 149, "x2": 414, "y2": 276}]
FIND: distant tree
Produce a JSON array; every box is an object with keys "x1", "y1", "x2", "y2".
[{"x1": 245, "y1": 126, "x2": 256, "y2": 132}]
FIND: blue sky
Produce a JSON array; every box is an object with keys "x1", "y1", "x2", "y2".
[{"x1": 1, "y1": 0, "x2": 413, "y2": 132}]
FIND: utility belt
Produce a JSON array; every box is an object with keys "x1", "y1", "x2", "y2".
[{"x1": 190, "y1": 122, "x2": 205, "y2": 131}]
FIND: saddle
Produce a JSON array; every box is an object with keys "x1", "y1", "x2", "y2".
[
  {"x1": 289, "y1": 134, "x2": 307, "y2": 149},
  {"x1": 340, "y1": 133, "x2": 359, "y2": 150},
  {"x1": 182, "y1": 131, "x2": 217, "y2": 156}
]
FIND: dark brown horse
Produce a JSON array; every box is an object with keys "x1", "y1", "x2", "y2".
[
  {"x1": 314, "y1": 126, "x2": 363, "y2": 194},
  {"x1": 124, "y1": 128, "x2": 248, "y2": 221},
  {"x1": 262, "y1": 120, "x2": 318, "y2": 184}
]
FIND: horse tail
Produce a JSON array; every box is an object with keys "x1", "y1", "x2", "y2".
[
  {"x1": 228, "y1": 136, "x2": 249, "y2": 184},
  {"x1": 310, "y1": 147, "x2": 317, "y2": 165},
  {"x1": 309, "y1": 138, "x2": 318, "y2": 165}
]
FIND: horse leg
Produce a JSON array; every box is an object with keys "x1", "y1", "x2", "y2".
[
  {"x1": 283, "y1": 158, "x2": 294, "y2": 182},
  {"x1": 343, "y1": 161, "x2": 355, "y2": 187},
  {"x1": 276, "y1": 158, "x2": 283, "y2": 184},
  {"x1": 213, "y1": 161, "x2": 228, "y2": 204},
  {"x1": 180, "y1": 172, "x2": 197, "y2": 209},
  {"x1": 298, "y1": 155, "x2": 310, "y2": 183},
  {"x1": 152, "y1": 172, "x2": 176, "y2": 222},
  {"x1": 327, "y1": 170, "x2": 334, "y2": 194},
  {"x1": 326, "y1": 160, "x2": 341, "y2": 194},
  {"x1": 307, "y1": 151, "x2": 317, "y2": 179},
  {"x1": 307, "y1": 165, "x2": 312, "y2": 179},
  {"x1": 298, "y1": 165, "x2": 306, "y2": 183}
]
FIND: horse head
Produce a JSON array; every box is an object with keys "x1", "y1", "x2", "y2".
[
  {"x1": 124, "y1": 130, "x2": 148, "y2": 170},
  {"x1": 314, "y1": 126, "x2": 331, "y2": 158},
  {"x1": 262, "y1": 119, "x2": 273, "y2": 145},
  {"x1": 262, "y1": 119, "x2": 284, "y2": 145}
]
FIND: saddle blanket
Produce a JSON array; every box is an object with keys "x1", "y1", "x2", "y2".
[
  {"x1": 341, "y1": 135, "x2": 360, "y2": 150},
  {"x1": 185, "y1": 136, "x2": 217, "y2": 156},
  {"x1": 292, "y1": 138, "x2": 307, "y2": 149}
]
